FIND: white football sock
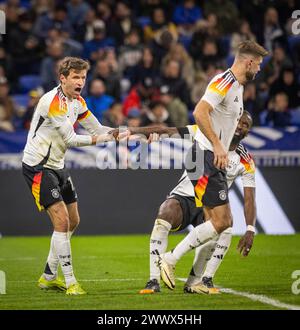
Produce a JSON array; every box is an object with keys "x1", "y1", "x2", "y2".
[
  {"x1": 202, "y1": 227, "x2": 232, "y2": 279},
  {"x1": 52, "y1": 231, "x2": 77, "y2": 288},
  {"x1": 185, "y1": 238, "x2": 218, "y2": 287},
  {"x1": 150, "y1": 219, "x2": 172, "y2": 281},
  {"x1": 43, "y1": 232, "x2": 59, "y2": 281},
  {"x1": 164, "y1": 220, "x2": 218, "y2": 265}
]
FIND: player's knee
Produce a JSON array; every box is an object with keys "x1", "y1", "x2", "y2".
[
  {"x1": 157, "y1": 199, "x2": 182, "y2": 229},
  {"x1": 211, "y1": 212, "x2": 232, "y2": 233},
  {"x1": 69, "y1": 214, "x2": 80, "y2": 231},
  {"x1": 49, "y1": 203, "x2": 70, "y2": 232}
]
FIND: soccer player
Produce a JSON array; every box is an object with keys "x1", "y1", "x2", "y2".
[
  {"x1": 22, "y1": 57, "x2": 116, "y2": 295},
  {"x1": 137, "y1": 111, "x2": 256, "y2": 294},
  {"x1": 158, "y1": 41, "x2": 267, "y2": 290}
]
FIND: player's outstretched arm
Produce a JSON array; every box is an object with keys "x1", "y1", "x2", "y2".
[{"x1": 237, "y1": 187, "x2": 256, "y2": 257}]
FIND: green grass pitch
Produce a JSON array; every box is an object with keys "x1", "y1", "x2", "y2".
[{"x1": 0, "y1": 234, "x2": 300, "y2": 310}]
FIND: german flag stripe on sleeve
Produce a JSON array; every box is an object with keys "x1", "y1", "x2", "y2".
[
  {"x1": 208, "y1": 71, "x2": 235, "y2": 97},
  {"x1": 78, "y1": 110, "x2": 92, "y2": 121},
  {"x1": 48, "y1": 93, "x2": 67, "y2": 117}
]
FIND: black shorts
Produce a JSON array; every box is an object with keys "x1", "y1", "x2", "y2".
[
  {"x1": 186, "y1": 142, "x2": 229, "y2": 208},
  {"x1": 167, "y1": 194, "x2": 204, "y2": 232},
  {"x1": 22, "y1": 163, "x2": 77, "y2": 211}
]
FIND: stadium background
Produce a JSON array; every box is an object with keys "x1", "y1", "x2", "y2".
[
  {"x1": 0, "y1": 0, "x2": 300, "y2": 313},
  {"x1": 0, "y1": 0, "x2": 299, "y2": 235}
]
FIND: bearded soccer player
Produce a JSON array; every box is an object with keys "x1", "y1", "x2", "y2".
[
  {"x1": 136, "y1": 112, "x2": 256, "y2": 294},
  {"x1": 157, "y1": 41, "x2": 267, "y2": 290},
  {"x1": 22, "y1": 57, "x2": 115, "y2": 295}
]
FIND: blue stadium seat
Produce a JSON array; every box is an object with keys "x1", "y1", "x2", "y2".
[
  {"x1": 288, "y1": 35, "x2": 300, "y2": 53},
  {"x1": 19, "y1": 75, "x2": 41, "y2": 93},
  {"x1": 290, "y1": 108, "x2": 300, "y2": 125},
  {"x1": 137, "y1": 16, "x2": 151, "y2": 28},
  {"x1": 12, "y1": 94, "x2": 29, "y2": 108}
]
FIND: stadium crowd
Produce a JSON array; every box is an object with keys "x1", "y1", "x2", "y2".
[{"x1": 0, "y1": 0, "x2": 300, "y2": 133}]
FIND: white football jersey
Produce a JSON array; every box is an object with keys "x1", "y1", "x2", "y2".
[
  {"x1": 23, "y1": 86, "x2": 111, "y2": 170},
  {"x1": 169, "y1": 126, "x2": 255, "y2": 197},
  {"x1": 194, "y1": 69, "x2": 244, "y2": 152}
]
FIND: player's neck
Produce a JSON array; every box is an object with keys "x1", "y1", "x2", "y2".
[
  {"x1": 61, "y1": 85, "x2": 75, "y2": 101},
  {"x1": 230, "y1": 65, "x2": 246, "y2": 85}
]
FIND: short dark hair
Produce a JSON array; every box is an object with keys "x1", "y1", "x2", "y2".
[
  {"x1": 58, "y1": 57, "x2": 90, "y2": 78},
  {"x1": 237, "y1": 41, "x2": 268, "y2": 58}
]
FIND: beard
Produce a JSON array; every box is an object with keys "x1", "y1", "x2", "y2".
[{"x1": 245, "y1": 70, "x2": 256, "y2": 81}]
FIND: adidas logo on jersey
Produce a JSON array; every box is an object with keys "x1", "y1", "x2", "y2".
[{"x1": 234, "y1": 96, "x2": 239, "y2": 102}]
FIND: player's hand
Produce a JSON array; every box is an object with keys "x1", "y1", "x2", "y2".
[
  {"x1": 107, "y1": 128, "x2": 131, "y2": 141},
  {"x1": 94, "y1": 132, "x2": 115, "y2": 145},
  {"x1": 237, "y1": 231, "x2": 254, "y2": 257},
  {"x1": 213, "y1": 141, "x2": 228, "y2": 169},
  {"x1": 147, "y1": 133, "x2": 160, "y2": 143}
]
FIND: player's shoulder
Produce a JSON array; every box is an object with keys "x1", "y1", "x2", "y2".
[
  {"x1": 40, "y1": 86, "x2": 64, "y2": 106},
  {"x1": 235, "y1": 143, "x2": 255, "y2": 172},
  {"x1": 207, "y1": 69, "x2": 237, "y2": 96}
]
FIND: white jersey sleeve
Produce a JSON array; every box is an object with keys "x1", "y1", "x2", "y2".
[
  {"x1": 236, "y1": 144, "x2": 256, "y2": 188},
  {"x1": 186, "y1": 124, "x2": 198, "y2": 142},
  {"x1": 201, "y1": 72, "x2": 234, "y2": 109},
  {"x1": 77, "y1": 96, "x2": 112, "y2": 135},
  {"x1": 47, "y1": 93, "x2": 92, "y2": 147}
]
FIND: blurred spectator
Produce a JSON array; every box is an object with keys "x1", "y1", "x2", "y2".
[
  {"x1": 86, "y1": 79, "x2": 115, "y2": 121},
  {"x1": 262, "y1": 7, "x2": 285, "y2": 53},
  {"x1": 144, "y1": 7, "x2": 178, "y2": 43},
  {"x1": 189, "y1": 13, "x2": 221, "y2": 64},
  {"x1": 257, "y1": 45, "x2": 292, "y2": 92},
  {"x1": 67, "y1": 0, "x2": 91, "y2": 36},
  {"x1": 160, "y1": 85, "x2": 189, "y2": 127},
  {"x1": 40, "y1": 40, "x2": 63, "y2": 92},
  {"x1": 266, "y1": 92, "x2": 291, "y2": 127},
  {"x1": 22, "y1": 88, "x2": 43, "y2": 129},
  {"x1": 159, "y1": 59, "x2": 192, "y2": 107},
  {"x1": 243, "y1": 82, "x2": 265, "y2": 126},
  {"x1": 204, "y1": 0, "x2": 239, "y2": 34},
  {"x1": 197, "y1": 38, "x2": 225, "y2": 71},
  {"x1": 102, "y1": 102, "x2": 127, "y2": 128},
  {"x1": 140, "y1": 101, "x2": 174, "y2": 127},
  {"x1": 82, "y1": 20, "x2": 115, "y2": 63},
  {"x1": 230, "y1": 19, "x2": 257, "y2": 56},
  {"x1": 130, "y1": 46, "x2": 159, "y2": 87},
  {"x1": 8, "y1": 12, "x2": 45, "y2": 75},
  {"x1": 269, "y1": 67, "x2": 300, "y2": 109},
  {"x1": 0, "y1": 77, "x2": 16, "y2": 132},
  {"x1": 96, "y1": 2, "x2": 113, "y2": 25},
  {"x1": 123, "y1": 77, "x2": 156, "y2": 116},
  {"x1": 127, "y1": 108, "x2": 142, "y2": 127},
  {"x1": 31, "y1": 0, "x2": 55, "y2": 16},
  {"x1": 162, "y1": 43, "x2": 195, "y2": 88},
  {"x1": 109, "y1": 1, "x2": 141, "y2": 47},
  {"x1": 0, "y1": 47, "x2": 17, "y2": 90},
  {"x1": 150, "y1": 30, "x2": 176, "y2": 65},
  {"x1": 118, "y1": 29, "x2": 143, "y2": 80},
  {"x1": 91, "y1": 58, "x2": 121, "y2": 100},
  {"x1": 33, "y1": 4, "x2": 74, "y2": 39},
  {"x1": 172, "y1": 0, "x2": 202, "y2": 38}
]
